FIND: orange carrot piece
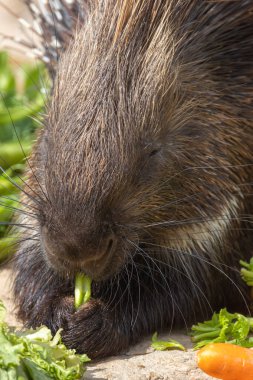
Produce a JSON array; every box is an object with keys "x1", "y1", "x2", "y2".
[{"x1": 197, "y1": 343, "x2": 253, "y2": 380}]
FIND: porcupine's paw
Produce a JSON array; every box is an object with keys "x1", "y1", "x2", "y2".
[
  {"x1": 21, "y1": 295, "x2": 75, "y2": 332},
  {"x1": 60, "y1": 298, "x2": 130, "y2": 359}
]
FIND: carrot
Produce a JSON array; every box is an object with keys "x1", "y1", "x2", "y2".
[{"x1": 197, "y1": 343, "x2": 253, "y2": 380}]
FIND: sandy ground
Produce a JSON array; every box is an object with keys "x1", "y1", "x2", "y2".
[{"x1": 0, "y1": 266, "x2": 214, "y2": 380}]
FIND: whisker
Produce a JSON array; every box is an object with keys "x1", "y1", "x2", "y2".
[
  {"x1": 143, "y1": 214, "x2": 253, "y2": 229},
  {"x1": 111, "y1": 260, "x2": 136, "y2": 312},
  {"x1": 127, "y1": 239, "x2": 188, "y2": 332},
  {"x1": 0, "y1": 90, "x2": 49, "y2": 205},
  {"x1": 130, "y1": 255, "x2": 141, "y2": 329},
  {"x1": 136, "y1": 260, "x2": 212, "y2": 321},
  {"x1": 0, "y1": 195, "x2": 39, "y2": 213},
  {"x1": 142, "y1": 241, "x2": 240, "y2": 272},
  {"x1": 0, "y1": 165, "x2": 42, "y2": 206},
  {"x1": 0, "y1": 222, "x2": 36, "y2": 230},
  {"x1": 0, "y1": 200, "x2": 37, "y2": 219},
  {"x1": 143, "y1": 241, "x2": 250, "y2": 315},
  {"x1": 104, "y1": 273, "x2": 119, "y2": 309},
  {"x1": 123, "y1": 257, "x2": 135, "y2": 327}
]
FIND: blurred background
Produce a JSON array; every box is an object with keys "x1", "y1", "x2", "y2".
[
  {"x1": 0, "y1": 0, "x2": 47, "y2": 261},
  {"x1": 0, "y1": 0, "x2": 30, "y2": 62}
]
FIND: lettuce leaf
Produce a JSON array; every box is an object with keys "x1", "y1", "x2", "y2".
[
  {"x1": 151, "y1": 332, "x2": 185, "y2": 351},
  {"x1": 0, "y1": 301, "x2": 90, "y2": 379}
]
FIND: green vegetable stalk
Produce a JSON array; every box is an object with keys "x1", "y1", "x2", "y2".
[
  {"x1": 240, "y1": 258, "x2": 253, "y2": 287},
  {"x1": 0, "y1": 300, "x2": 90, "y2": 379},
  {"x1": 190, "y1": 308, "x2": 253, "y2": 350},
  {"x1": 74, "y1": 273, "x2": 92, "y2": 309}
]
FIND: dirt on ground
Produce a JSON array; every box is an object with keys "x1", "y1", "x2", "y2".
[{"x1": 0, "y1": 266, "x2": 214, "y2": 380}]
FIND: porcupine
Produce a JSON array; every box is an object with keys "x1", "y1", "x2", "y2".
[{"x1": 10, "y1": 0, "x2": 253, "y2": 359}]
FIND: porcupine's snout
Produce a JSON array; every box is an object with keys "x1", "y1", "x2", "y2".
[{"x1": 41, "y1": 222, "x2": 121, "y2": 280}]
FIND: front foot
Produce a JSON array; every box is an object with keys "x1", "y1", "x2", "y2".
[
  {"x1": 25, "y1": 295, "x2": 130, "y2": 359},
  {"x1": 61, "y1": 298, "x2": 130, "y2": 359},
  {"x1": 14, "y1": 248, "x2": 131, "y2": 359}
]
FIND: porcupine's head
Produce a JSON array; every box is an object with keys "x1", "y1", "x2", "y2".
[{"x1": 29, "y1": 0, "x2": 253, "y2": 282}]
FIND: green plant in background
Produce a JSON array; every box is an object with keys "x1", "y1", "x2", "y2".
[{"x1": 0, "y1": 51, "x2": 47, "y2": 261}]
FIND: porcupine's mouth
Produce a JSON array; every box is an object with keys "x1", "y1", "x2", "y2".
[{"x1": 42, "y1": 239, "x2": 127, "y2": 281}]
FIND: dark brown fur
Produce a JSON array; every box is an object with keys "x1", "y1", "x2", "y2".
[{"x1": 13, "y1": 0, "x2": 253, "y2": 358}]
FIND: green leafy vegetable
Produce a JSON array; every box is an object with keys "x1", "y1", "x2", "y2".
[
  {"x1": 151, "y1": 332, "x2": 185, "y2": 351},
  {"x1": 0, "y1": 301, "x2": 90, "y2": 379},
  {"x1": 190, "y1": 308, "x2": 253, "y2": 350},
  {"x1": 240, "y1": 257, "x2": 253, "y2": 286},
  {"x1": 75, "y1": 273, "x2": 92, "y2": 309}
]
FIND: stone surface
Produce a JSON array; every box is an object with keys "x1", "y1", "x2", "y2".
[{"x1": 0, "y1": 266, "x2": 214, "y2": 380}]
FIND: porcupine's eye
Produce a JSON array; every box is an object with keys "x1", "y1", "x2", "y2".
[
  {"x1": 144, "y1": 140, "x2": 162, "y2": 158},
  {"x1": 149, "y1": 149, "x2": 160, "y2": 157},
  {"x1": 139, "y1": 146, "x2": 162, "y2": 181}
]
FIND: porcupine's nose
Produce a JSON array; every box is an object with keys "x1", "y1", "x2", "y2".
[{"x1": 41, "y1": 225, "x2": 118, "y2": 276}]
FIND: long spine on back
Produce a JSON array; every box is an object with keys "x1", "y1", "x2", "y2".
[
  {"x1": 23, "y1": 0, "x2": 86, "y2": 74},
  {"x1": 14, "y1": 0, "x2": 253, "y2": 109}
]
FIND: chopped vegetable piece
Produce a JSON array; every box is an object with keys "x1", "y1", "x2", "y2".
[
  {"x1": 240, "y1": 258, "x2": 253, "y2": 287},
  {"x1": 75, "y1": 273, "x2": 92, "y2": 309},
  {"x1": 190, "y1": 309, "x2": 253, "y2": 350},
  {"x1": 197, "y1": 343, "x2": 253, "y2": 380},
  {"x1": 151, "y1": 332, "x2": 185, "y2": 351},
  {"x1": 0, "y1": 300, "x2": 90, "y2": 379}
]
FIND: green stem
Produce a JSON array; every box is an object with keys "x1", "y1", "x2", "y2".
[
  {"x1": 74, "y1": 273, "x2": 92, "y2": 309},
  {"x1": 191, "y1": 329, "x2": 221, "y2": 343}
]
